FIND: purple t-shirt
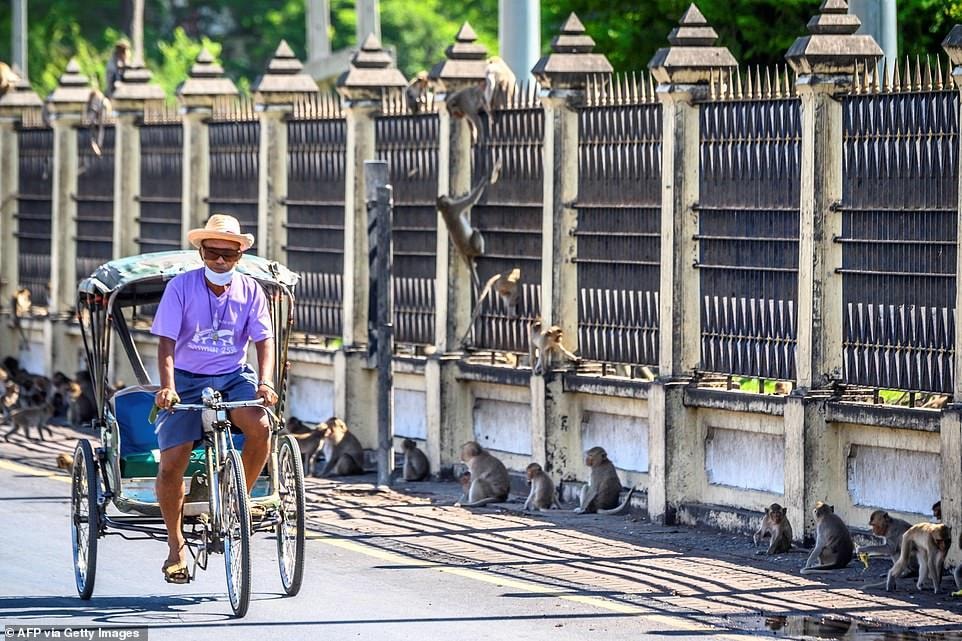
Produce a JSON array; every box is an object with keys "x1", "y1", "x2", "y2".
[{"x1": 151, "y1": 268, "x2": 273, "y2": 375}]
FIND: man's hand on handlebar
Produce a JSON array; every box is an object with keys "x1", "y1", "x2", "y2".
[
  {"x1": 155, "y1": 387, "x2": 180, "y2": 410},
  {"x1": 256, "y1": 382, "x2": 278, "y2": 408}
]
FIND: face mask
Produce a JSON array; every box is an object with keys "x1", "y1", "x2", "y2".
[{"x1": 204, "y1": 266, "x2": 234, "y2": 286}]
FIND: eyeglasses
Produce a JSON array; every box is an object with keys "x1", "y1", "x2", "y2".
[{"x1": 202, "y1": 245, "x2": 243, "y2": 262}]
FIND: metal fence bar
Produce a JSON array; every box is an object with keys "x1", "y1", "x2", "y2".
[
  {"x1": 576, "y1": 74, "x2": 661, "y2": 367},
  {"x1": 697, "y1": 90, "x2": 802, "y2": 381},
  {"x1": 469, "y1": 86, "x2": 544, "y2": 353},
  {"x1": 839, "y1": 68, "x2": 958, "y2": 393},
  {"x1": 75, "y1": 126, "x2": 115, "y2": 282},
  {"x1": 376, "y1": 110, "x2": 439, "y2": 347},
  {"x1": 16, "y1": 125, "x2": 53, "y2": 307},
  {"x1": 286, "y1": 103, "x2": 346, "y2": 339},
  {"x1": 138, "y1": 123, "x2": 182, "y2": 254}
]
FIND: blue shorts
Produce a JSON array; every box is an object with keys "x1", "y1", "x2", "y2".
[{"x1": 155, "y1": 365, "x2": 258, "y2": 451}]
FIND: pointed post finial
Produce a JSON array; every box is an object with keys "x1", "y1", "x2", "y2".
[
  {"x1": 336, "y1": 33, "x2": 407, "y2": 101},
  {"x1": 532, "y1": 12, "x2": 612, "y2": 91},
  {"x1": 786, "y1": 0, "x2": 882, "y2": 78},
  {"x1": 254, "y1": 40, "x2": 319, "y2": 105},
  {"x1": 648, "y1": 4, "x2": 737, "y2": 87},
  {"x1": 177, "y1": 47, "x2": 238, "y2": 109}
]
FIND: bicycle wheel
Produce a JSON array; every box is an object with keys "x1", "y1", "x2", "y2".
[
  {"x1": 221, "y1": 449, "x2": 251, "y2": 617},
  {"x1": 276, "y1": 435, "x2": 305, "y2": 596},
  {"x1": 71, "y1": 440, "x2": 99, "y2": 600}
]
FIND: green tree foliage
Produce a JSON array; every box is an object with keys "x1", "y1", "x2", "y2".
[
  {"x1": 542, "y1": 0, "x2": 961, "y2": 72},
  {"x1": 0, "y1": 1, "x2": 958, "y2": 99}
]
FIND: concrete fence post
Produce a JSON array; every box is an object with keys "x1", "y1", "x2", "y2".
[
  {"x1": 940, "y1": 24, "x2": 962, "y2": 559},
  {"x1": 646, "y1": 6, "x2": 737, "y2": 524},
  {"x1": 335, "y1": 35, "x2": 406, "y2": 449},
  {"x1": 426, "y1": 24, "x2": 489, "y2": 472},
  {"x1": 0, "y1": 70, "x2": 41, "y2": 354},
  {"x1": 785, "y1": 1, "x2": 881, "y2": 535},
  {"x1": 45, "y1": 59, "x2": 89, "y2": 375},
  {"x1": 176, "y1": 49, "x2": 238, "y2": 245},
  {"x1": 111, "y1": 60, "x2": 165, "y2": 259},
  {"x1": 253, "y1": 41, "x2": 319, "y2": 263},
  {"x1": 531, "y1": 14, "x2": 612, "y2": 477}
]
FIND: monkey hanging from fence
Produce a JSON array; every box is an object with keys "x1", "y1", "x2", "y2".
[
  {"x1": 437, "y1": 158, "x2": 502, "y2": 291},
  {"x1": 460, "y1": 267, "x2": 521, "y2": 347}
]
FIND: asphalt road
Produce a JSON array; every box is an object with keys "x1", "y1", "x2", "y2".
[{"x1": 0, "y1": 463, "x2": 742, "y2": 641}]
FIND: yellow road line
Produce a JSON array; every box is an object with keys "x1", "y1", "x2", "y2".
[
  {"x1": 307, "y1": 530, "x2": 748, "y2": 639},
  {"x1": 0, "y1": 458, "x2": 71, "y2": 483}
]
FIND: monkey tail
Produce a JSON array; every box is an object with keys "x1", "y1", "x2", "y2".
[
  {"x1": 459, "y1": 495, "x2": 506, "y2": 508},
  {"x1": 799, "y1": 561, "x2": 851, "y2": 574},
  {"x1": 597, "y1": 487, "x2": 635, "y2": 515}
]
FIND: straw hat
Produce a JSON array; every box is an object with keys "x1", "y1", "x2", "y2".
[{"x1": 187, "y1": 214, "x2": 254, "y2": 252}]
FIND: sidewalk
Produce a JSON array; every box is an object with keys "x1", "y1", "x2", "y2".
[{"x1": 5, "y1": 423, "x2": 962, "y2": 637}]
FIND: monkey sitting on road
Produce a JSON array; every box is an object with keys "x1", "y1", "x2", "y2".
[
  {"x1": 401, "y1": 438, "x2": 430, "y2": 481},
  {"x1": 437, "y1": 159, "x2": 502, "y2": 289},
  {"x1": 318, "y1": 417, "x2": 365, "y2": 477},
  {"x1": 460, "y1": 267, "x2": 521, "y2": 347},
  {"x1": 574, "y1": 446, "x2": 634, "y2": 515},
  {"x1": 857, "y1": 510, "x2": 915, "y2": 577},
  {"x1": 800, "y1": 501, "x2": 854, "y2": 574},
  {"x1": 456, "y1": 441, "x2": 510, "y2": 507},
  {"x1": 280, "y1": 416, "x2": 324, "y2": 476},
  {"x1": 753, "y1": 503, "x2": 794, "y2": 555},
  {"x1": 523, "y1": 462, "x2": 561, "y2": 512},
  {"x1": 529, "y1": 319, "x2": 579, "y2": 375},
  {"x1": 56, "y1": 452, "x2": 74, "y2": 471},
  {"x1": 887, "y1": 522, "x2": 952, "y2": 594}
]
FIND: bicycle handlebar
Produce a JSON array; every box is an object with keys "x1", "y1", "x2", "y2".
[{"x1": 170, "y1": 398, "x2": 265, "y2": 412}]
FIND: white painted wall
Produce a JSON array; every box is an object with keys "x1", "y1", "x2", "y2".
[
  {"x1": 18, "y1": 339, "x2": 46, "y2": 375},
  {"x1": 847, "y1": 444, "x2": 939, "y2": 515},
  {"x1": 395, "y1": 388, "x2": 427, "y2": 439},
  {"x1": 288, "y1": 374, "x2": 335, "y2": 423},
  {"x1": 582, "y1": 411, "x2": 649, "y2": 473},
  {"x1": 473, "y1": 398, "x2": 532, "y2": 455},
  {"x1": 705, "y1": 426, "x2": 784, "y2": 494}
]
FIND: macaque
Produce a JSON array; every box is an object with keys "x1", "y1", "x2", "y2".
[
  {"x1": 857, "y1": 510, "x2": 914, "y2": 569},
  {"x1": 460, "y1": 267, "x2": 521, "y2": 346},
  {"x1": 104, "y1": 39, "x2": 130, "y2": 98},
  {"x1": 10, "y1": 288, "x2": 31, "y2": 348},
  {"x1": 56, "y1": 452, "x2": 74, "y2": 471},
  {"x1": 281, "y1": 416, "x2": 323, "y2": 476},
  {"x1": 405, "y1": 70, "x2": 430, "y2": 114},
  {"x1": 445, "y1": 85, "x2": 489, "y2": 144},
  {"x1": 800, "y1": 501, "x2": 854, "y2": 574},
  {"x1": 574, "y1": 446, "x2": 634, "y2": 515},
  {"x1": 457, "y1": 470, "x2": 472, "y2": 502},
  {"x1": 523, "y1": 462, "x2": 561, "y2": 511},
  {"x1": 0, "y1": 61, "x2": 20, "y2": 98},
  {"x1": 4, "y1": 402, "x2": 54, "y2": 441},
  {"x1": 933, "y1": 500, "x2": 942, "y2": 523},
  {"x1": 437, "y1": 159, "x2": 502, "y2": 288},
  {"x1": 456, "y1": 441, "x2": 509, "y2": 507},
  {"x1": 529, "y1": 319, "x2": 579, "y2": 375},
  {"x1": 318, "y1": 417, "x2": 365, "y2": 477},
  {"x1": 753, "y1": 503, "x2": 793, "y2": 555},
  {"x1": 84, "y1": 88, "x2": 111, "y2": 156},
  {"x1": 1, "y1": 381, "x2": 19, "y2": 420},
  {"x1": 401, "y1": 438, "x2": 430, "y2": 482},
  {"x1": 484, "y1": 56, "x2": 516, "y2": 112},
  {"x1": 773, "y1": 381, "x2": 792, "y2": 395},
  {"x1": 921, "y1": 394, "x2": 949, "y2": 409},
  {"x1": 886, "y1": 522, "x2": 952, "y2": 594}
]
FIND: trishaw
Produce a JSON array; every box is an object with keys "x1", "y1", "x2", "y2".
[{"x1": 70, "y1": 250, "x2": 304, "y2": 618}]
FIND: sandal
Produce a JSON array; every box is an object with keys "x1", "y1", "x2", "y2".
[{"x1": 161, "y1": 559, "x2": 190, "y2": 584}]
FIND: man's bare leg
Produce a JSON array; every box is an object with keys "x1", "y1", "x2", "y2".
[
  {"x1": 232, "y1": 407, "x2": 271, "y2": 492},
  {"x1": 156, "y1": 442, "x2": 193, "y2": 565}
]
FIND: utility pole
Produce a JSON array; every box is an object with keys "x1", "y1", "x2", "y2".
[
  {"x1": 365, "y1": 160, "x2": 395, "y2": 488},
  {"x1": 499, "y1": 0, "x2": 540, "y2": 84},
  {"x1": 11, "y1": 0, "x2": 27, "y2": 77},
  {"x1": 131, "y1": 0, "x2": 144, "y2": 63},
  {"x1": 849, "y1": 0, "x2": 896, "y2": 70},
  {"x1": 304, "y1": 0, "x2": 383, "y2": 82}
]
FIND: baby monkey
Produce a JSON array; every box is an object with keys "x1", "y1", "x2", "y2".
[
  {"x1": 523, "y1": 462, "x2": 561, "y2": 511},
  {"x1": 753, "y1": 503, "x2": 794, "y2": 555}
]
